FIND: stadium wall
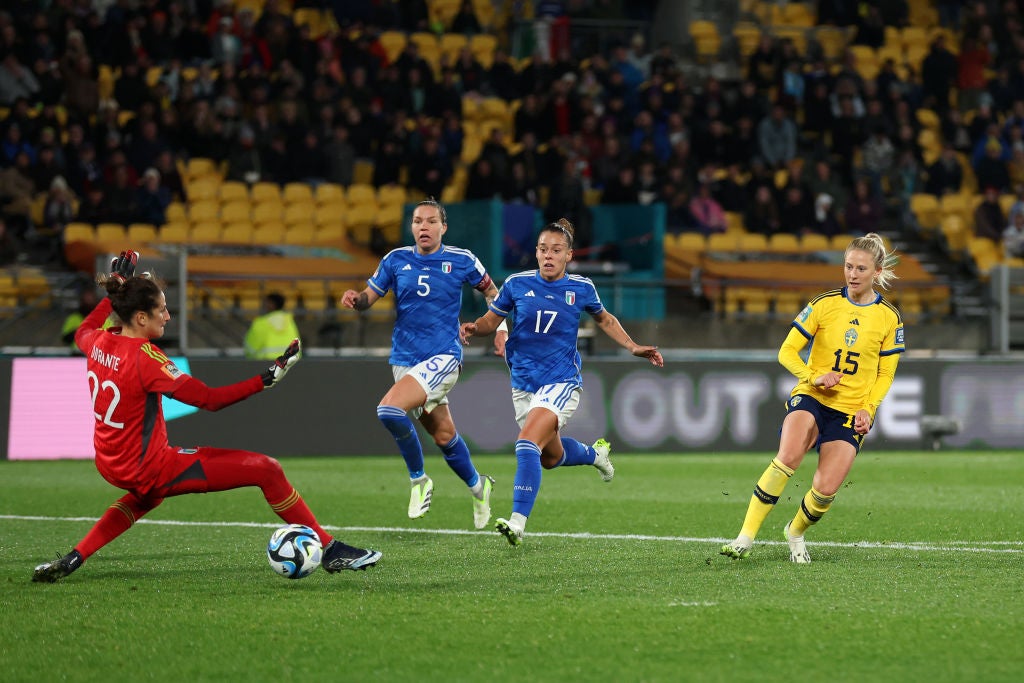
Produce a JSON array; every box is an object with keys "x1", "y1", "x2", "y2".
[{"x1": 3, "y1": 356, "x2": 1022, "y2": 459}]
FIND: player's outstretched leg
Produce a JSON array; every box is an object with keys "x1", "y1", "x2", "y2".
[
  {"x1": 322, "y1": 540, "x2": 382, "y2": 572},
  {"x1": 32, "y1": 549, "x2": 84, "y2": 583}
]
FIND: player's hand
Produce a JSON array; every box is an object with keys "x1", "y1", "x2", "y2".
[
  {"x1": 853, "y1": 409, "x2": 872, "y2": 435},
  {"x1": 814, "y1": 371, "x2": 844, "y2": 389},
  {"x1": 460, "y1": 322, "x2": 477, "y2": 345},
  {"x1": 261, "y1": 339, "x2": 300, "y2": 388},
  {"x1": 109, "y1": 250, "x2": 139, "y2": 285},
  {"x1": 493, "y1": 329, "x2": 507, "y2": 357},
  {"x1": 340, "y1": 289, "x2": 360, "y2": 309},
  {"x1": 631, "y1": 345, "x2": 663, "y2": 367}
]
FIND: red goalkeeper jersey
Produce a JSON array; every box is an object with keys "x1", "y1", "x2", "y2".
[{"x1": 75, "y1": 298, "x2": 264, "y2": 493}]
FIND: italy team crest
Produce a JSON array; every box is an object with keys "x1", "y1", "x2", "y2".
[
  {"x1": 565, "y1": 291, "x2": 575, "y2": 305},
  {"x1": 441, "y1": 262, "x2": 452, "y2": 273}
]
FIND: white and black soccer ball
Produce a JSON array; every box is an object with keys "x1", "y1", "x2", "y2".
[{"x1": 267, "y1": 524, "x2": 323, "y2": 579}]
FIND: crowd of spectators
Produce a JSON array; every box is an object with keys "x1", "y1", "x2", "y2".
[{"x1": 3, "y1": 0, "x2": 1024, "y2": 268}]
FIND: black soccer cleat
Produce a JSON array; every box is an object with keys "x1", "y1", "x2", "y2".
[
  {"x1": 321, "y1": 540, "x2": 382, "y2": 573},
  {"x1": 32, "y1": 549, "x2": 84, "y2": 583}
]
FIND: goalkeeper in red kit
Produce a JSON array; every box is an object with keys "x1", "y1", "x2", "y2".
[{"x1": 32, "y1": 251, "x2": 381, "y2": 582}]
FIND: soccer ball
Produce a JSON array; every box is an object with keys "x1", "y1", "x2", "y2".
[{"x1": 266, "y1": 524, "x2": 322, "y2": 579}]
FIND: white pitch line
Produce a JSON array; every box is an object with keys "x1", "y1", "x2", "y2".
[{"x1": 2, "y1": 515, "x2": 1021, "y2": 554}]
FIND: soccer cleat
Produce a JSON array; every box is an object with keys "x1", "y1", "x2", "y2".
[
  {"x1": 784, "y1": 522, "x2": 811, "y2": 564},
  {"x1": 408, "y1": 476, "x2": 433, "y2": 519},
  {"x1": 32, "y1": 549, "x2": 84, "y2": 583},
  {"x1": 495, "y1": 518, "x2": 523, "y2": 547},
  {"x1": 592, "y1": 438, "x2": 614, "y2": 482},
  {"x1": 472, "y1": 475, "x2": 495, "y2": 530},
  {"x1": 719, "y1": 536, "x2": 752, "y2": 560},
  {"x1": 321, "y1": 540, "x2": 382, "y2": 573}
]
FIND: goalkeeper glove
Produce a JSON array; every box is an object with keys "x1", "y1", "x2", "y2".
[
  {"x1": 261, "y1": 339, "x2": 301, "y2": 388},
  {"x1": 110, "y1": 250, "x2": 139, "y2": 285}
]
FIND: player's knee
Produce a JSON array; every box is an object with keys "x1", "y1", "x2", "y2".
[{"x1": 540, "y1": 453, "x2": 560, "y2": 469}]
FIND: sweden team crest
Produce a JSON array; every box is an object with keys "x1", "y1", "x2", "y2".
[
  {"x1": 565, "y1": 291, "x2": 576, "y2": 305},
  {"x1": 441, "y1": 262, "x2": 452, "y2": 273},
  {"x1": 845, "y1": 328, "x2": 858, "y2": 347}
]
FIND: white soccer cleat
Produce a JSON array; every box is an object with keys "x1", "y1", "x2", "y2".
[
  {"x1": 472, "y1": 475, "x2": 494, "y2": 530},
  {"x1": 592, "y1": 438, "x2": 614, "y2": 482},
  {"x1": 408, "y1": 476, "x2": 433, "y2": 519},
  {"x1": 784, "y1": 522, "x2": 811, "y2": 564},
  {"x1": 495, "y1": 517, "x2": 524, "y2": 546},
  {"x1": 719, "y1": 535, "x2": 753, "y2": 560}
]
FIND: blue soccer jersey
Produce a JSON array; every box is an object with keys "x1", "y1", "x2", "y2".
[
  {"x1": 489, "y1": 270, "x2": 605, "y2": 392},
  {"x1": 368, "y1": 245, "x2": 491, "y2": 366}
]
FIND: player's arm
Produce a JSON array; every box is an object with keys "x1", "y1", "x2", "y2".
[
  {"x1": 461, "y1": 310, "x2": 505, "y2": 342},
  {"x1": 778, "y1": 326, "x2": 842, "y2": 388},
  {"x1": 474, "y1": 277, "x2": 507, "y2": 355},
  {"x1": 866, "y1": 354, "x2": 900, "y2": 416},
  {"x1": 164, "y1": 340, "x2": 301, "y2": 410},
  {"x1": 170, "y1": 374, "x2": 265, "y2": 411},
  {"x1": 74, "y1": 297, "x2": 113, "y2": 353},
  {"x1": 591, "y1": 310, "x2": 663, "y2": 366},
  {"x1": 340, "y1": 286, "x2": 381, "y2": 311}
]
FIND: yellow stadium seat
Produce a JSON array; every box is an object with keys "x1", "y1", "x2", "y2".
[
  {"x1": 187, "y1": 179, "x2": 219, "y2": 202},
  {"x1": 347, "y1": 183, "x2": 377, "y2": 207},
  {"x1": 801, "y1": 233, "x2": 830, "y2": 251},
  {"x1": 314, "y1": 225, "x2": 346, "y2": 244},
  {"x1": 252, "y1": 222, "x2": 285, "y2": 245},
  {"x1": 284, "y1": 225, "x2": 316, "y2": 245},
  {"x1": 189, "y1": 200, "x2": 220, "y2": 223},
  {"x1": 774, "y1": 291, "x2": 804, "y2": 318},
  {"x1": 283, "y1": 182, "x2": 314, "y2": 204},
  {"x1": 830, "y1": 234, "x2": 857, "y2": 251},
  {"x1": 166, "y1": 202, "x2": 187, "y2": 223},
  {"x1": 677, "y1": 233, "x2": 706, "y2": 252},
  {"x1": 219, "y1": 181, "x2": 249, "y2": 202},
  {"x1": 315, "y1": 183, "x2": 345, "y2": 205},
  {"x1": 96, "y1": 223, "x2": 127, "y2": 244},
  {"x1": 377, "y1": 185, "x2": 407, "y2": 208},
  {"x1": 315, "y1": 202, "x2": 346, "y2": 227},
  {"x1": 379, "y1": 31, "x2": 407, "y2": 64},
  {"x1": 160, "y1": 222, "x2": 190, "y2": 243},
  {"x1": 186, "y1": 157, "x2": 218, "y2": 180},
  {"x1": 733, "y1": 22, "x2": 761, "y2": 58},
  {"x1": 283, "y1": 203, "x2": 315, "y2": 226},
  {"x1": 190, "y1": 221, "x2": 222, "y2": 243},
  {"x1": 346, "y1": 204, "x2": 377, "y2": 244},
  {"x1": 221, "y1": 222, "x2": 254, "y2": 244},
  {"x1": 939, "y1": 193, "x2": 970, "y2": 221},
  {"x1": 910, "y1": 193, "x2": 940, "y2": 230},
  {"x1": 220, "y1": 201, "x2": 251, "y2": 224},
  {"x1": 252, "y1": 203, "x2": 284, "y2": 225},
  {"x1": 353, "y1": 159, "x2": 375, "y2": 185},
  {"x1": 440, "y1": 33, "x2": 469, "y2": 63},
  {"x1": 251, "y1": 182, "x2": 282, "y2": 204},
  {"x1": 469, "y1": 34, "x2": 498, "y2": 69},
  {"x1": 768, "y1": 233, "x2": 800, "y2": 252},
  {"x1": 127, "y1": 223, "x2": 158, "y2": 244},
  {"x1": 410, "y1": 31, "x2": 439, "y2": 54},
  {"x1": 738, "y1": 233, "x2": 768, "y2": 252},
  {"x1": 64, "y1": 223, "x2": 95, "y2": 244},
  {"x1": 724, "y1": 212, "x2": 746, "y2": 233},
  {"x1": 707, "y1": 232, "x2": 740, "y2": 252}
]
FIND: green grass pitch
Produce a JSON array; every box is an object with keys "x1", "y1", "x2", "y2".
[{"x1": 2, "y1": 452, "x2": 1022, "y2": 682}]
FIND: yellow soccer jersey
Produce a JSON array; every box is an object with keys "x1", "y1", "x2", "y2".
[{"x1": 785, "y1": 287, "x2": 905, "y2": 415}]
